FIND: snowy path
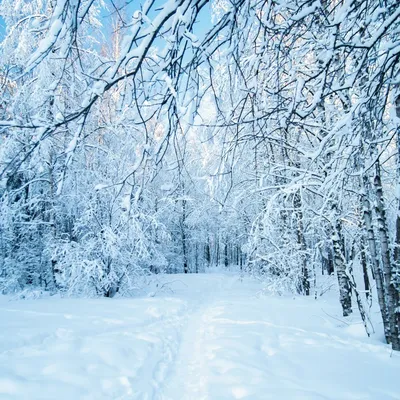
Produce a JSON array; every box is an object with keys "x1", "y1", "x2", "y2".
[{"x1": 1, "y1": 274, "x2": 399, "y2": 400}]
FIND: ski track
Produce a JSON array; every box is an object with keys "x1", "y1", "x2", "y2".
[{"x1": 1, "y1": 274, "x2": 400, "y2": 400}]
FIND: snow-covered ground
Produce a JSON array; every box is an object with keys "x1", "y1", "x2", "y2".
[{"x1": 0, "y1": 273, "x2": 399, "y2": 400}]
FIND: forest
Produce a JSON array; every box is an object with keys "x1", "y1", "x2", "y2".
[{"x1": 1, "y1": 0, "x2": 400, "y2": 355}]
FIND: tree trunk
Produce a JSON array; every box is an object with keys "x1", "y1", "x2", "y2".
[
  {"x1": 195, "y1": 243, "x2": 199, "y2": 273},
  {"x1": 374, "y1": 164, "x2": 400, "y2": 350},
  {"x1": 224, "y1": 241, "x2": 229, "y2": 268},
  {"x1": 216, "y1": 239, "x2": 220, "y2": 266},
  {"x1": 331, "y1": 205, "x2": 352, "y2": 317},
  {"x1": 391, "y1": 95, "x2": 400, "y2": 350},
  {"x1": 294, "y1": 191, "x2": 309, "y2": 295},
  {"x1": 362, "y1": 175, "x2": 389, "y2": 341},
  {"x1": 181, "y1": 197, "x2": 188, "y2": 274},
  {"x1": 205, "y1": 241, "x2": 211, "y2": 266},
  {"x1": 360, "y1": 235, "x2": 371, "y2": 302}
]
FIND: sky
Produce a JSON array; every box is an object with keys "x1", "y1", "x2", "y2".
[
  {"x1": 0, "y1": 1, "x2": 212, "y2": 45},
  {"x1": 0, "y1": 15, "x2": 5, "y2": 41},
  {"x1": 102, "y1": 0, "x2": 212, "y2": 41}
]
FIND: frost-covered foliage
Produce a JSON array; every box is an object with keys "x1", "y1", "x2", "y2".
[
  {"x1": 204, "y1": 0, "x2": 400, "y2": 348},
  {"x1": 0, "y1": 0, "x2": 400, "y2": 349}
]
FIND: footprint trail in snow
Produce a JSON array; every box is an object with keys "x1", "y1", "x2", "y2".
[{"x1": 0, "y1": 273, "x2": 399, "y2": 400}]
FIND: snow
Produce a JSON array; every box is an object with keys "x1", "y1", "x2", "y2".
[
  {"x1": 94, "y1": 183, "x2": 109, "y2": 191},
  {"x1": 291, "y1": 2, "x2": 320, "y2": 22},
  {"x1": 55, "y1": 112, "x2": 64, "y2": 122},
  {"x1": 184, "y1": 30, "x2": 200, "y2": 46},
  {"x1": 0, "y1": 273, "x2": 399, "y2": 400},
  {"x1": 160, "y1": 183, "x2": 174, "y2": 191}
]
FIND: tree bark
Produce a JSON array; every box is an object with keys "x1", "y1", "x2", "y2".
[
  {"x1": 374, "y1": 163, "x2": 400, "y2": 350},
  {"x1": 224, "y1": 241, "x2": 229, "y2": 268},
  {"x1": 181, "y1": 196, "x2": 188, "y2": 274},
  {"x1": 360, "y1": 235, "x2": 371, "y2": 302},
  {"x1": 391, "y1": 95, "x2": 400, "y2": 350},
  {"x1": 362, "y1": 174, "x2": 389, "y2": 342},
  {"x1": 331, "y1": 204, "x2": 352, "y2": 316},
  {"x1": 294, "y1": 191, "x2": 309, "y2": 295}
]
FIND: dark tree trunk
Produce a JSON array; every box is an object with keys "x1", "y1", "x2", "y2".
[
  {"x1": 360, "y1": 235, "x2": 371, "y2": 302},
  {"x1": 205, "y1": 241, "x2": 211, "y2": 266},
  {"x1": 224, "y1": 241, "x2": 228, "y2": 268},
  {"x1": 294, "y1": 191, "x2": 309, "y2": 295}
]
